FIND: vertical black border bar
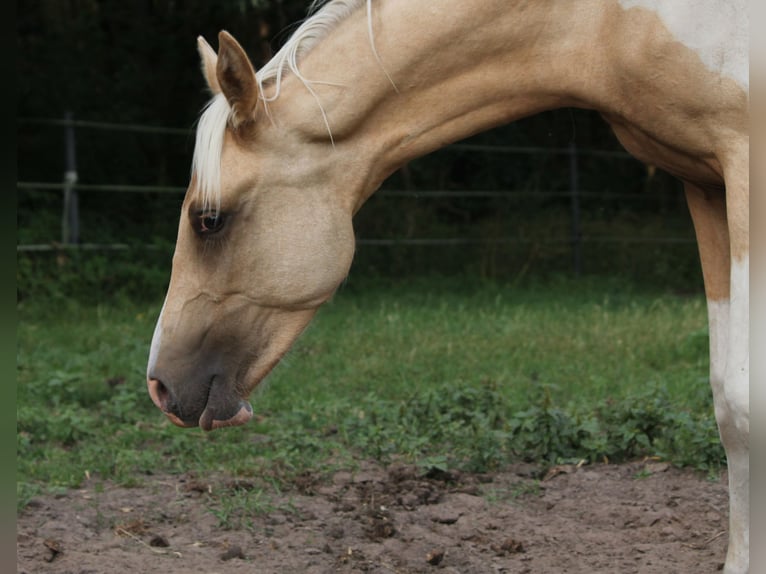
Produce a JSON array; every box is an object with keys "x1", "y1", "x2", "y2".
[{"x1": 2, "y1": 0, "x2": 17, "y2": 569}]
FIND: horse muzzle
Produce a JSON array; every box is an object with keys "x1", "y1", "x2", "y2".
[{"x1": 147, "y1": 376, "x2": 253, "y2": 431}]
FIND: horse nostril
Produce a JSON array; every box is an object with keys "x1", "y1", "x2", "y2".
[
  {"x1": 147, "y1": 377, "x2": 170, "y2": 411},
  {"x1": 146, "y1": 377, "x2": 193, "y2": 428},
  {"x1": 156, "y1": 380, "x2": 169, "y2": 403}
]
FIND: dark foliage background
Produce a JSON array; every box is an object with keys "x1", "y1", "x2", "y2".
[{"x1": 17, "y1": 0, "x2": 702, "y2": 303}]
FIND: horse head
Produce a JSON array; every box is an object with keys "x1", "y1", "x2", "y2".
[{"x1": 146, "y1": 32, "x2": 356, "y2": 430}]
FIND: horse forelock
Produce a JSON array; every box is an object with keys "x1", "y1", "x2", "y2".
[
  {"x1": 191, "y1": 0, "x2": 376, "y2": 209},
  {"x1": 191, "y1": 92, "x2": 230, "y2": 212}
]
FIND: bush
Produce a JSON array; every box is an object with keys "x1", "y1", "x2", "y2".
[
  {"x1": 335, "y1": 380, "x2": 723, "y2": 474},
  {"x1": 17, "y1": 244, "x2": 173, "y2": 305}
]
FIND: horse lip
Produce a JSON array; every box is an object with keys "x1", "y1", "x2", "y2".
[
  {"x1": 200, "y1": 401, "x2": 254, "y2": 431},
  {"x1": 197, "y1": 375, "x2": 254, "y2": 431}
]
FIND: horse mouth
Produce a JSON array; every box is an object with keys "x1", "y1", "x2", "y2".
[
  {"x1": 147, "y1": 376, "x2": 254, "y2": 431},
  {"x1": 198, "y1": 396, "x2": 254, "y2": 431}
]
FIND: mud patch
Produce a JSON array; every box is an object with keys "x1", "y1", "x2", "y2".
[{"x1": 17, "y1": 460, "x2": 728, "y2": 573}]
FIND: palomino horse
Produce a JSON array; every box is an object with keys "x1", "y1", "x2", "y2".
[{"x1": 146, "y1": 1, "x2": 749, "y2": 571}]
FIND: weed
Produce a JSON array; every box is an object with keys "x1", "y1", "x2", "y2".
[
  {"x1": 206, "y1": 486, "x2": 302, "y2": 531},
  {"x1": 484, "y1": 481, "x2": 541, "y2": 506},
  {"x1": 206, "y1": 487, "x2": 271, "y2": 531},
  {"x1": 510, "y1": 481, "x2": 542, "y2": 498}
]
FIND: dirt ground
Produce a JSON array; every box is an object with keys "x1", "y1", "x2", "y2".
[{"x1": 17, "y1": 459, "x2": 729, "y2": 574}]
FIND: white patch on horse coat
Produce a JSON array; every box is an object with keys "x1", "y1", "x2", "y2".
[
  {"x1": 727, "y1": 256, "x2": 749, "y2": 426},
  {"x1": 147, "y1": 295, "x2": 168, "y2": 377},
  {"x1": 618, "y1": 0, "x2": 748, "y2": 89},
  {"x1": 728, "y1": 255, "x2": 750, "y2": 574},
  {"x1": 705, "y1": 256, "x2": 749, "y2": 573}
]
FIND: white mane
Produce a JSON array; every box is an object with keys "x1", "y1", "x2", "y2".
[{"x1": 191, "y1": 0, "x2": 387, "y2": 211}]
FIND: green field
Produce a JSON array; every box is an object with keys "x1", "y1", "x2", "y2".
[{"x1": 17, "y1": 277, "x2": 724, "y2": 509}]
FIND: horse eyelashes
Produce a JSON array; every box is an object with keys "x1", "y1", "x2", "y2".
[
  {"x1": 201, "y1": 213, "x2": 224, "y2": 233},
  {"x1": 190, "y1": 209, "x2": 227, "y2": 237}
]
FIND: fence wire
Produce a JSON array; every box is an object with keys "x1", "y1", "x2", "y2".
[{"x1": 17, "y1": 116, "x2": 695, "y2": 257}]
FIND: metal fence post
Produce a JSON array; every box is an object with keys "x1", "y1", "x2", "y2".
[
  {"x1": 569, "y1": 141, "x2": 582, "y2": 276},
  {"x1": 62, "y1": 110, "x2": 79, "y2": 244}
]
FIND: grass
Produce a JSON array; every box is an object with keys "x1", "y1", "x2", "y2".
[{"x1": 16, "y1": 276, "x2": 724, "y2": 510}]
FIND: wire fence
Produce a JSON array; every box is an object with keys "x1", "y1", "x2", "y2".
[{"x1": 17, "y1": 115, "x2": 696, "y2": 275}]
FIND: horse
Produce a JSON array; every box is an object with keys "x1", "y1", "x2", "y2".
[{"x1": 145, "y1": 1, "x2": 749, "y2": 571}]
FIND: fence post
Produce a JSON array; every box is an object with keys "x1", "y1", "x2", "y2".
[
  {"x1": 62, "y1": 110, "x2": 79, "y2": 244},
  {"x1": 568, "y1": 141, "x2": 582, "y2": 276}
]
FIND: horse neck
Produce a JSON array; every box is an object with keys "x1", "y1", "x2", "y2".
[{"x1": 268, "y1": 0, "x2": 605, "y2": 209}]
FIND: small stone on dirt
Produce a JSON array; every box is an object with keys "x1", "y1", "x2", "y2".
[
  {"x1": 219, "y1": 545, "x2": 245, "y2": 561},
  {"x1": 149, "y1": 534, "x2": 169, "y2": 547},
  {"x1": 492, "y1": 537, "x2": 525, "y2": 556},
  {"x1": 429, "y1": 506, "x2": 460, "y2": 524},
  {"x1": 365, "y1": 508, "x2": 396, "y2": 539},
  {"x1": 43, "y1": 539, "x2": 62, "y2": 562},
  {"x1": 426, "y1": 548, "x2": 445, "y2": 565}
]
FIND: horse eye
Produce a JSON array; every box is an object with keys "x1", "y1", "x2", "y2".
[{"x1": 193, "y1": 211, "x2": 226, "y2": 235}]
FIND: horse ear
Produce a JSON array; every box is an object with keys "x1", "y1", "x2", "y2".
[
  {"x1": 197, "y1": 36, "x2": 221, "y2": 94},
  {"x1": 216, "y1": 31, "x2": 259, "y2": 128}
]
